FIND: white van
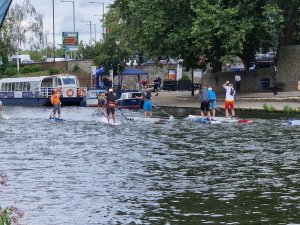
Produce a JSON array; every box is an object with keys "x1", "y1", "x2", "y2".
[{"x1": 11, "y1": 54, "x2": 31, "y2": 64}]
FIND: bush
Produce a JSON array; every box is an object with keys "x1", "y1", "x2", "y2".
[
  {"x1": 73, "y1": 64, "x2": 80, "y2": 72},
  {"x1": 21, "y1": 65, "x2": 33, "y2": 74},
  {"x1": 283, "y1": 105, "x2": 296, "y2": 114},
  {"x1": 31, "y1": 65, "x2": 43, "y2": 72},
  {"x1": 49, "y1": 68, "x2": 60, "y2": 75},
  {"x1": 263, "y1": 103, "x2": 276, "y2": 112},
  {"x1": 180, "y1": 74, "x2": 191, "y2": 81},
  {"x1": 4, "y1": 67, "x2": 17, "y2": 76}
]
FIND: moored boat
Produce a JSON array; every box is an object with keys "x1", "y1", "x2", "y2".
[
  {"x1": 0, "y1": 74, "x2": 87, "y2": 106},
  {"x1": 79, "y1": 89, "x2": 106, "y2": 107},
  {"x1": 117, "y1": 91, "x2": 142, "y2": 109}
]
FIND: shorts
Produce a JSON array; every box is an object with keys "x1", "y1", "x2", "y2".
[
  {"x1": 98, "y1": 99, "x2": 105, "y2": 107},
  {"x1": 225, "y1": 100, "x2": 234, "y2": 109},
  {"x1": 106, "y1": 104, "x2": 115, "y2": 115},
  {"x1": 143, "y1": 101, "x2": 152, "y2": 111},
  {"x1": 200, "y1": 101, "x2": 210, "y2": 112},
  {"x1": 209, "y1": 100, "x2": 216, "y2": 110},
  {"x1": 53, "y1": 103, "x2": 61, "y2": 114}
]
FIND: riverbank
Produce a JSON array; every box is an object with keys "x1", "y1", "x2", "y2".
[{"x1": 152, "y1": 90, "x2": 300, "y2": 111}]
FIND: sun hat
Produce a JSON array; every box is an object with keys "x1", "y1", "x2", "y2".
[{"x1": 109, "y1": 88, "x2": 113, "y2": 92}]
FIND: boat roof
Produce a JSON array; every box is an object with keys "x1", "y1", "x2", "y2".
[{"x1": 0, "y1": 74, "x2": 78, "y2": 83}]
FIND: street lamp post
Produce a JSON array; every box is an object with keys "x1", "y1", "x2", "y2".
[
  {"x1": 52, "y1": 0, "x2": 56, "y2": 62},
  {"x1": 81, "y1": 20, "x2": 92, "y2": 45},
  {"x1": 92, "y1": 23, "x2": 97, "y2": 43},
  {"x1": 60, "y1": 0, "x2": 75, "y2": 32},
  {"x1": 88, "y1": 2, "x2": 105, "y2": 40}
]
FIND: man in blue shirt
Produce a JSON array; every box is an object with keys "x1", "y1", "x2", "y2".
[{"x1": 208, "y1": 87, "x2": 217, "y2": 118}]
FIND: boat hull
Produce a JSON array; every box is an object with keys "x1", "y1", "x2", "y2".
[{"x1": 0, "y1": 97, "x2": 83, "y2": 106}]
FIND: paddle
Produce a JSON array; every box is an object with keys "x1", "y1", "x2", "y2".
[
  {"x1": 152, "y1": 104, "x2": 175, "y2": 120},
  {"x1": 115, "y1": 108, "x2": 134, "y2": 121},
  {"x1": 216, "y1": 107, "x2": 253, "y2": 124}
]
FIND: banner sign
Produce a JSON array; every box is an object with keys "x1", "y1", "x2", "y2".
[
  {"x1": 0, "y1": 0, "x2": 12, "y2": 28},
  {"x1": 62, "y1": 32, "x2": 78, "y2": 51}
]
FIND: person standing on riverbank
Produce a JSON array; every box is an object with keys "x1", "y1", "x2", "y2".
[
  {"x1": 208, "y1": 87, "x2": 216, "y2": 118},
  {"x1": 106, "y1": 88, "x2": 117, "y2": 123},
  {"x1": 199, "y1": 86, "x2": 211, "y2": 121},
  {"x1": 222, "y1": 81, "x2": 236, "y2": 119},
  {"x1": 234, "y1": 74, "x2": 241, "y2": 93},
  {"x1": 51, "y1": 90, "x2": 62, "y2": 119},
  {"x1": 141, "y1": 85, "x2": 153, "y2": 117}
]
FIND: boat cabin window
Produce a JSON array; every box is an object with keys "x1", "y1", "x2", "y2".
[
  {"x1": 41, "y1": 78, "x2": 54, "y2": 87},
  {"x1": 132, "y1": 93, "x2": 141, "y2": 98},
  {"x1": 62, "y1": 77, "x2": 76, "y2": 86},
  {"x1": 1, "y1": 82, "x2": 32, "y2": 91}
]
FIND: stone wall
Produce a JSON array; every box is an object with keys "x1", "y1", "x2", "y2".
[{"x1": 201, "y1": 68, "x2": 275, "y2": 94}]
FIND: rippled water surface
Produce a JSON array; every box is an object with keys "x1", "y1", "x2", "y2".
[{"x1": 0, "y1": 106, "x2": 299, "y2": 225}]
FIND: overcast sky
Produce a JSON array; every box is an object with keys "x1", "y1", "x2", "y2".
[{"x1": 12, "y1": 0, "x2": 115, "y2": 48}]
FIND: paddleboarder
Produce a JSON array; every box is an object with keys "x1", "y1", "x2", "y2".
[
  {"x1": 50, "y1": 90, "x2": 62, "y2": 119},
  {"x1": 222, "y1": 81, "x2": 236, "y2": 119},
  {"x1": 106, "y1": 88, "x2": 117, "y2": 123}
]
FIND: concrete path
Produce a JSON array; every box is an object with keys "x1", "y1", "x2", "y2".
[{"x1": 152, "y1": 91, "x2": 300, "y2": 111}]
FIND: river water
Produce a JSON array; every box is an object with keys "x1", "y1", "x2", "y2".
[{"x1": 0, "y1": 106, "x2": 299, "y2": 225}]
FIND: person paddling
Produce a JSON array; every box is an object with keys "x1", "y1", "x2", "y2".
[
  {"x1": 141, "y1": 85, "x2": 153, "y2": 117},
  {"x1": 199, "y1": 86, "x2": 211, "y2": 121},
  {"x1": 50, "y1": 90, "x2": 62, "y2": 119},
  {"x1": 106, "y1": 88, "x2": 117, "y2": 123},
  {"x1": 208, "y1": 87, "x2": 217, "y2": 118},
  {"x1": 97, "y1": 92, "x2": 106, "y2": 116},
  {"x1": 222, "y1": 81, "x2": 236, "y2": 119}
]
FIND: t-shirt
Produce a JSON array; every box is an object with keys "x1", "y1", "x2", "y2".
[
  {"x1": 208, "y1": 90, "x2": 216, "y2": 100},
  {"x1": 200, "y1": 88, "x2": 209, "y2": 101},
  {"x1": 51, "y1": 94, "x2": 61, "y2": 105},
  {"x1": 225, "y1": 86, "x2": 235, "y2": 101}
]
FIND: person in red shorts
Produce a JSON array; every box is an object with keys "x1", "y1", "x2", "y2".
[{"x1": 222, "y1": 81, "x2": 236, "y2": 119}]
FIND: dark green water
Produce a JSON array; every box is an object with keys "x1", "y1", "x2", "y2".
[{"x1": 0, "y1": 106, "x2": 299, "y2": 225}]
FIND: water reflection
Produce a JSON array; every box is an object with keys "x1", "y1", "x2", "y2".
[{"x1": 0, "y1": 106, "x2": 299, "y2": 224}]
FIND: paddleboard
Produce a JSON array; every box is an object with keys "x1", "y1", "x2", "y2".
[
  {"x1": 97, "y1": 116, "x2": 121, "y2": 125},
  {"x1": 127, "y1": 116, "x2": 173, "y2": 123},
  {"x1": 49, "y1": 117, "x2": 64, "y2": 123},
  {"x1": 287, "y1": 119, "x2": 300, "y2": 126},
  {"x1": 188, "y1": 115, "x2": 253, "y2": 124}
]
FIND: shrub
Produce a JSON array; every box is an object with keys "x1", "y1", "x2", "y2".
[
  {"x1": 21, "y1": 65, "x2": 33, "y2": 74},
  {"x1": 73, "y1": 64, "x2": 80, "y2": 72},
  {"x1": 180, "y1": 74, "x2": 191, "y2": 81},
  {"x1": 31, "y1": 65, "x2": 43, "y2": 72},
  {"x1": 263, "y1": 103, "x2": 276, "y2": 112},
  {"x1": 283, "y1": 105, "x2": 296, "y2": 114},
  {"x1": 49, "y1": 68, "x2": 60, "y2": 75},
  {"x1": 4, "y1": 68, "x2": 17, "y2": 76}
]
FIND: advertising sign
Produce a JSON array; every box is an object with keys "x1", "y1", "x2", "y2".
[
  {"x1": 62, "y1": 32, "x2": 78, "y2": 51},
  {"x1": 168, "y1": 69, "x2": 176, "y2": 80}
]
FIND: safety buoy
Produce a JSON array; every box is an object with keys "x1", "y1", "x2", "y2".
[
  {"x1": 78, "y1": 88, "x2": 86, "y2": 97},
  {"x1": 66, "y1": 88, "x2": 74, "y2": 97},
  {"x1": 55, "y1": 88, "x2": 62, "y2": 96}
]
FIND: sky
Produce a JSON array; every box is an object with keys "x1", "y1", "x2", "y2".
[{"x1": 12, "y1": 0, "x2": 115, "y2": 48}]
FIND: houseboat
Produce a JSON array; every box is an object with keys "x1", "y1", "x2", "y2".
[{"x1": 0, "y1": 74, "x2": 87, "y2": 106}]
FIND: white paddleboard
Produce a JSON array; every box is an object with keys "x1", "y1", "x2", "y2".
[
  {"x1": 98, "y1": 116, "x2": 121, "y2": 125},
  {"x1": 188, "y1": 115, "x2": 237, "y2": 123},
  {"x1": 127, "y1": 116, "x2": 173, "y2": 123},
  {"x1": 49, "y1": 117, "x2": 64, "y2": 123},
  {"x1": 287, "y1": 119, "x2": 300, "y2": 126}
]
